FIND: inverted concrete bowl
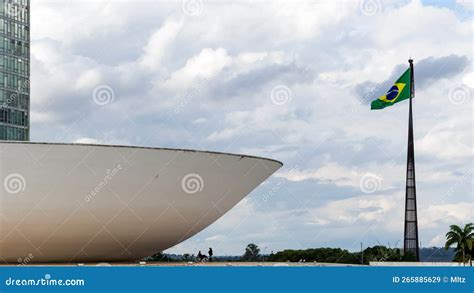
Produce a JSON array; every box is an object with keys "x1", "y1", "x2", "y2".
[{"x1": 0, "y1": 142, "x2": 282, "y2": 263}]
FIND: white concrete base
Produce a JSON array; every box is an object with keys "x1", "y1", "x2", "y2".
[{"x1": 370, "y1": 262, "x2": 466, "y2": 266}]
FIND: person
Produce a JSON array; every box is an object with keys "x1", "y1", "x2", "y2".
[
  {"x1": 208, "y1": 248, "x2": 213, "y2": 262},
  {"x1": 197, "y1": 250, "x2": 204, "y2": 262}
]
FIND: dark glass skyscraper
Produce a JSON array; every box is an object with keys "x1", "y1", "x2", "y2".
[{"x1": 0, "y1": 0, "x2": 29, "y2": 141}]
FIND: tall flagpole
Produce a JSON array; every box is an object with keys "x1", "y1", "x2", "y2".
[{"x1": 403, "y1": 59, "x2": 420, "y2": 261}]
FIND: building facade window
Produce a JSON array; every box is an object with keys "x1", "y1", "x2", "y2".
[{"x1": 0, "y1": 0, "x2": 29, "y2": 141}]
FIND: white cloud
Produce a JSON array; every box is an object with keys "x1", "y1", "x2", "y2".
[
  {"x1": 163, "y1": 47, "x2": 232, "y2": 89},
  {"x1": 462, "y1": 71, "x2": 474, "y2": 87},
  {"x1": 278, "y1": 163, "x2": 355, "y2": 183},
  {"x1": 30, "y1": 111, "x2": 57, "y2": 124},
  {"x1": 428, "y1": 234, "x2": 446, "y2": 247},
  {"x1": 139, "y1": 17, "x2": 183, "y2": 71},
  {"x1": 456, "y1": 0, "x2": 474, "y2": 11},
  {"x1": 75, "y1": 69, "x2": 102, "y2": 90},
  {"x1": 417, "y1": 116, "x2": 473, "y2": 160},
  {"x1": 73, "y1": 137, "x2": 101, "y2": 144},
  {"x1": 275, "y1": 162, "x2": 403, "y2": 192}
]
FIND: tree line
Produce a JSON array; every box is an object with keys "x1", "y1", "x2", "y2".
[{"x1": 144, "y1": 223, "x2": 473, "y2": 265}]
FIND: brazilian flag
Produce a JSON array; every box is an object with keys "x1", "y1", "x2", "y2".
[{"x1": 371, "y1": 68, "x2": 411, "y2": 110}]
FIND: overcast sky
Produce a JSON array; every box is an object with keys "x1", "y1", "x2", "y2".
[{"x1": 30, "y1": 0, "x2": 473, "y2": 255}]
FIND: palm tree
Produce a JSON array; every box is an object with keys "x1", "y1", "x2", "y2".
[
  {"x1": 445, "y1": 223, "x2": 474, "y2": 266},
  {"x1": 467, "y1": 239, "x2": 473, "y2": 267}
]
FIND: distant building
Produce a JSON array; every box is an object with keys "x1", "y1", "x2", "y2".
[{"x1": 0, "y1": 0, "x2": 29, "y2": 140}]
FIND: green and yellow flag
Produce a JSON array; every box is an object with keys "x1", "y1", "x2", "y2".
[{"x1": 371, "y1": 68, "x2": 411, "y2": 110}]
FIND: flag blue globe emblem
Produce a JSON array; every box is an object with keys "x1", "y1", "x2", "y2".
[{"x1": 386, "y1": 85, "x2": 399, "y2": 101}]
